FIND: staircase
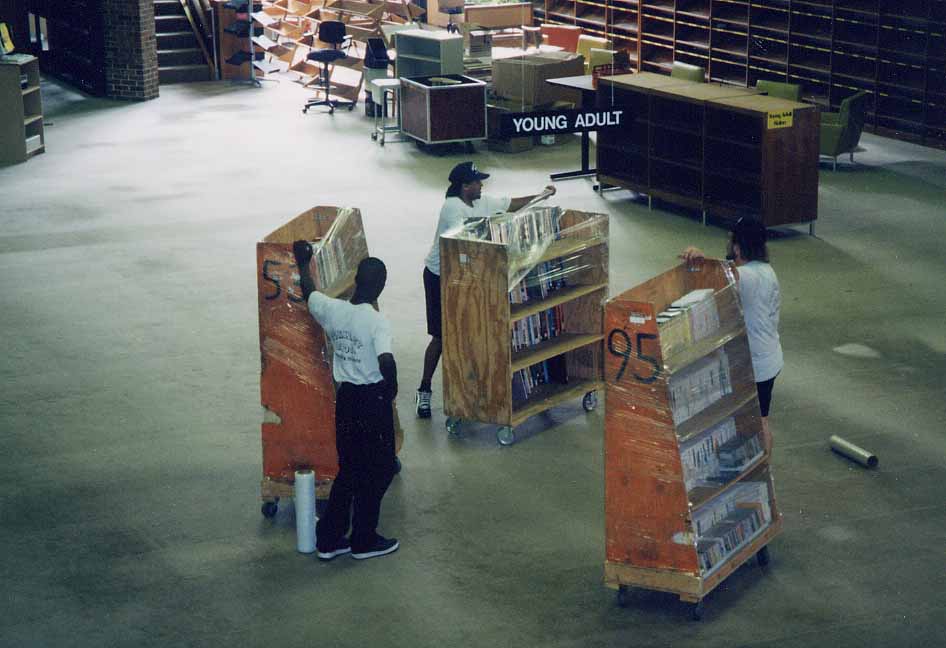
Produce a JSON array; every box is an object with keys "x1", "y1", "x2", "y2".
[{"x1": 155, "y1": 0, "x2": 215, "y2": 84}]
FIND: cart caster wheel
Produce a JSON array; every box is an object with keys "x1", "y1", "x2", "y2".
[
  {"x1": 261, "y1": 501, "x2": 278, "y2": 518},
  {"x1": 380, "y1": 140, "x2": 385, "y2": 147},
  {"x1": 393, "y1": 456, "x2": 402, "y2": 475},
  {"x1": 582, "y1": 391, "x2": 598, "y2": 412},
  {"x1": 446, "y1": 417, "x2": 462, "y2": 436},
  {"x1": 689, "y1": 601, "x2": 704, "y2": 621},
  {"x1": 302, "y1": 108, "x2": 308, "y2": 114},
  {"x1": 329, "y1": 108, "x2": 334, "y2": 115},
  {"x1": 616, "y1": 585, "x2": 629, "y2": 608},
  {"x1": 371, "y1": 133, "x2": 378, "y2": 141},
  {"x1": 348, "y1": 104, "x2": 355, "y2": 111},
  {"x1": 757, "y1": 545, "x2": 770, "y2": 567},
  {"x1": 497, "y1": 426, "x2": 516, "y2": 446}
]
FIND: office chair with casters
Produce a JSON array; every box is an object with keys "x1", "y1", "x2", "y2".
[
  {"x1": 303, "y1": 20, "x2": 354, "y2": 115},
  {"x1": 439, "y1": 0, "x2": 464, "y2": 34}
]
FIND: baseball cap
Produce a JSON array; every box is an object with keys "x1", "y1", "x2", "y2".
[{"x1": 448, "y1": 161, "x2": 490, "y2": 185}]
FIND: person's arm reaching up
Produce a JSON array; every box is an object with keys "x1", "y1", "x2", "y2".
[
  {"x1": 293, "y1": 240, "x2": 317, "y2": 301},
  {"x1": 508, "y1": 185, "x2": 556, "y2": 212}
]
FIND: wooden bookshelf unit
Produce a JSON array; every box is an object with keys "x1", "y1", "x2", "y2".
[
  {"x1": 440, "y1": 209, "x2": 609, "y2": 445},
  {"x1": 603, "y1": 260, "x2": 781, "y2": 619},
  {"x1": 596, "y1": 72, "x2": 819, "y2": 231},
  {"x1": 256, "y1": 206, "x2": 402, "y2": 516},
  {"x1": 533, "y1": 0, "x2": 945, "y2": 148},
  {"x1": 0, "y1": 54, "x2": 45, "y2": 165}
]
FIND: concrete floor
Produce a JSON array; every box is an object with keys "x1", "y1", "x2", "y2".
[{"x1": 1, "y1": 76, "x2": 944, "y2": 647}]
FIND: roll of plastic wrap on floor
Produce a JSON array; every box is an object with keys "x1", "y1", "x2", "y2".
[
  {"x1": 294, "y1": 469, "x2": 317, "y2": 553},
  {"x1": 829, "y1": 435, "x2": 878, "y2": 468}
]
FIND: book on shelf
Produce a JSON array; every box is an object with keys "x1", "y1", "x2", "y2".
[
  {"x1": 508, "y1": 259, "x2": 568, "y2": 305},
  {"x1": 512, "y1": 355, "x2": 568, "y2": 403},
  {"x1": 681, "y1": 416, "x2": 764, "y2": 490},
  {"x1": 511, "y1": 305, "x2": 566, "y2": 352},
  {"x1": 669, "y1": 287, "x2": 722, "y2": 342},
  {"x1": 25, "y1": 134, "x2": 42, "y2": 154},
  {"x1": 668, "y1": 348, "x2": 733, "y2": 426},
  {"x1": 693, "y1": 480, "x2": 772, "y2": 573},
  {"x1": 486, "y1": 206, "x2": 562, "y2": 250}
]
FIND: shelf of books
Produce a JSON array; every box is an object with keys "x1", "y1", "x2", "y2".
[
  {"x1": 603, "y1": 259, "x2": 781, "y2": 618},
  {"x1": 440, "y1": 207, "x2": 609, "y2": 446},
  {"x1": 256, "y1": 206, "x2": 403, "y2": 517}
]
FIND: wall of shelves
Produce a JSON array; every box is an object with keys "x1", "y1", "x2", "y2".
[{"x1": 534, "y1": 0, "x2": 946, "y2": 147}]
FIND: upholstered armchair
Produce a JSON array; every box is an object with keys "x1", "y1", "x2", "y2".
[
  {"x1": 756, "y1": 79, "x2": 802, "y2": 102},
  {"x1": 820, "y1": 90, "x2": 869, "y2": 170},
  {"x1": 670, "y1": 61, "x2": 705, "y2": 83}
]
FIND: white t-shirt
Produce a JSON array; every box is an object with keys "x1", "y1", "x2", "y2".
[
  {"x1": 737, "y1": 261, "x2": 784, "y2": 383},
  {"x1": 307, "y1": 292, "x2": 393, "y2": 385},
  {"x1": 424, "y1": 195, "x2": 512, "y2": 275}
]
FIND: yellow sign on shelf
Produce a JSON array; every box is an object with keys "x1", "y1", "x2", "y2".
[{"x1": 767, "y1": 109, "x2": 794, "y2": 130}]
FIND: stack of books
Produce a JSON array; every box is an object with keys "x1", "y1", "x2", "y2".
[
  {"x1": 680, "y1": 417, "x2": 738, "y2": 490},
  {"x1": 681, "y1": 417, "x2": 765, "y2": 490},
  {"x1": 668, "y1": 349, "x2": 733, "y2": 425},
  {"x1": 488, "y1": 206, "x2": 561, "y2": 250},
  {"x1": 693, "y1": 480, "x2": 772, "y2": 573}
]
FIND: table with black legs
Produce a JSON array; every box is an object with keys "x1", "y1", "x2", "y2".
[{"x1": 545, "y1": 75, "x2": 597, "y2": 181}]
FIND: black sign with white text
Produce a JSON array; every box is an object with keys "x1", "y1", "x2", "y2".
[{"x1": 499, "y1": 109, "x2": 624, "y2": 138}]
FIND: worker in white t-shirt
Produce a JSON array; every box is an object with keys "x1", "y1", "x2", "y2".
[
  {"x1": 293, "y1": 243, "x2": 400, "y2": 561},
  {"x1": 681, "y1": 217, "x2": 784, "y2": 453},
  {"x1": 415, "y1": 161, "x2": 556, "y2": 418}
]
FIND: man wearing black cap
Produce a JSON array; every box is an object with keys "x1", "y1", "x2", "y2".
[
  {"x1": 293, "y1": 243, "x2": 400, "y2": 561},
  {"x1": 415, "y1": 161, "x2": 555, "y2": 418}
]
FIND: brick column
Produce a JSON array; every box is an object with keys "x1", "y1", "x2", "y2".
[{"x1": 102, "y1": 0, "x2": 159, "y2": 100}]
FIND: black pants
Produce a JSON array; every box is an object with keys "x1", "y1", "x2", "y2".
[{"x1": 316, "y1": 381, "x2": 396, "y2": 552}]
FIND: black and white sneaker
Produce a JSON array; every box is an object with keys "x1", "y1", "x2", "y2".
[
  {"x1": 317, "y1": 537, "x2": 352, "y2": 561},
  {"x1": 351, "y1": 536, "x2": 399, "y2": 560},
  {"x1": 415, "y1": 390, "x2": 432, "y2": 418}
]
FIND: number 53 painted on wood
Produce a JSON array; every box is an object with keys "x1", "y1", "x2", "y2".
[
  {"x1": 262, "y1": 259, "x2": 305, "y2": 303},
  {"x1": 607, "y1": 329, "x2": 661, "y2": 384}
]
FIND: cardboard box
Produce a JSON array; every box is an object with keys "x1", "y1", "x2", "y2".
[
  {"x1": 486, "y1": 98, "x2": 535, "y2": 153},
  {"x1": 491, "y1": 52, "x2": 584, "y2": 106}
]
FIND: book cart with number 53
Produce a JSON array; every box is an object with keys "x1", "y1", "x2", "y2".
[
  {"x1": 603, "y1": 259, "x2": 782, "y2": 619},
  {"x1": 439, "y1": 207, "x2": 608, "y2": 446},
  {"x1": 256, "y1": 206, "x2": 403, "y2": 517}
]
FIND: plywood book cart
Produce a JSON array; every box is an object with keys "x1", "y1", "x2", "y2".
[
  {"x1": 256, "y1": 206, "x2": 402, "y2": 517},
  {"x1": 603, "y1": 260, "x2": 781, "y2": 619},
  {"x1": 440, "y1": 209, "x2": 608, "y2": 445}
]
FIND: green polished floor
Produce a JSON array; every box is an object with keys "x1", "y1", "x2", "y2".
[{"x1": 1, "y1": 78, "x2": 944, "y2": 647}]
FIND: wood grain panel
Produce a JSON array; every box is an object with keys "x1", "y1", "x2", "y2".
[{"x1": 440, "y1": 236, "x2": 512, "y2": 424}]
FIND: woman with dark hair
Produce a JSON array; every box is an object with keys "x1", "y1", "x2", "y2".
[
  {"x1": 415, "y1": 161, "x2": 554, "y2": 418},
  {"x1": 681, "y1": 217, "x2": 783, "y2": 453}
]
